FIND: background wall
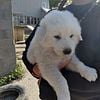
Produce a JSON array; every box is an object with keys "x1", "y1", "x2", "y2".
[
  {"x1": 0, "y1": 0, "x2": 16, "y2": 77},
  {"x1": 12, "y1": 0, "x2": 49, "y2": 18}
]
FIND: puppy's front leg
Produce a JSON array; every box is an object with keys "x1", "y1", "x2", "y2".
[
  {"x1": 67, "y1": 54, "x2": 98, "y2": 82},
  {"x1": 39, "y1": 64, "x2": 70, "y2": 100}
]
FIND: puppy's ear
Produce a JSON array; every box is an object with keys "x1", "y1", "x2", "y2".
[
  {"x1": 41, "y1": 30, "x2": 51, "y2": 47},
  {"x1": 38, "y1": 19, "x2": 52, "y2": 48},
  {"x1": 40, "y1": 26, "x2": 52, "y2": 48},
  {"x1": 35, "y1": 24, "x2": 47, "y2": 41},
  {"x1": 36, "y1": 24, "x2": 51, "y2": 47}
]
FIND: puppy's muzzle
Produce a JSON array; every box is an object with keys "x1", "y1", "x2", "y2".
[{"x1": 63, "y1": 48, "x2": 72, "y2": 55}]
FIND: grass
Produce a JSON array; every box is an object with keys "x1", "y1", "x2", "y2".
[{"x1": 0, "y1": 61, "x2": 25, "y2": 86}]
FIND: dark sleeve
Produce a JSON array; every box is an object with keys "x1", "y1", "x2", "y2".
[{"x1": 22, "y1": 24, "x2": 39, "y2": 79}]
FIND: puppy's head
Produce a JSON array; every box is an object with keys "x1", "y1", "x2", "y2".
[{"x1": 39, "y1": 10, "x2": 82, "y2": 57}]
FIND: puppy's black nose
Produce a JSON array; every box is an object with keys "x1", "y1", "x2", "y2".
[{"x1": 63, "y1": 48, "x2": 71, "y2": 55}]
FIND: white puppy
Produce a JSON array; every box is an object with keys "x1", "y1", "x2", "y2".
[{"x1": 27, "y1": 10, "x2": 98, "y2": 100}]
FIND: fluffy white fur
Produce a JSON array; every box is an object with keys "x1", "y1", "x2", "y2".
[{"x1": 27, "y1": 10, "x2": 98, "y2": 100}]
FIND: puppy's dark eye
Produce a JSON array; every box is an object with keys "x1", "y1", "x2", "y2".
[
  {"x1": 70, "y1": 34, "x2": 74, "y2": 38},
  {"x1": 54, "y1": 35, "x2": 61, "y2": 40}
]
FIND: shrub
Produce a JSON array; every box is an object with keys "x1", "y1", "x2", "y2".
[{"x1": 0, "y1": 62, "x2": 25, "y2": 86}]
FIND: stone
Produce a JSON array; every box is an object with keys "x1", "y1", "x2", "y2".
[{"x1": 0, "y1": 0, "x2": 16, "y2": 77}]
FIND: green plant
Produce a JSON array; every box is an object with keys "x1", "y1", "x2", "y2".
[
  {"x1": 0, "y1": 62, "x2": 25, "y2": 86},
  {"x1": 49, "y1": 0, "x2": 60, "y2": 8}
]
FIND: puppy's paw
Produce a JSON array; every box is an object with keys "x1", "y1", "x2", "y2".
[{"x1": 80, "y1": 67, "x2": 98, "y2": 82}]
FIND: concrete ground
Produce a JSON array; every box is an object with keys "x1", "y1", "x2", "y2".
[
  {"x1": 14, "y1": 42, "x2": 41, "y2": 100},
  {"x1": 13, "y1": 61, "x2": 40, "y2": 100},
  {"x1": 0, "y1": 41, "x2": 41, "y2": 100}
]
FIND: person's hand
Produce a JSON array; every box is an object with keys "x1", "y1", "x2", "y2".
[{"x1": 32, "y1": 64, "x2": 41, "y2": 78}]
